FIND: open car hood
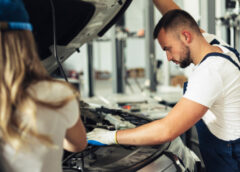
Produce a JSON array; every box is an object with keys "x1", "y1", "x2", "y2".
[{"x1": 23, "y1": 0, "x2": 132, "y2": 73}]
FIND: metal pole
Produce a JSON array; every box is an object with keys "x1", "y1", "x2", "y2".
[
  {"x1": 145, "y1": 0, "x2": 157, "y2": 92},
  {"x1": 111, "y1": 26, "x2": 126, "y2": 93},
  {"x1": 200, "y1": 0, "x2": 215, "y2": 34},
  {"x1": 87, "y1": 42, "x2": 95, "y2": 97}
]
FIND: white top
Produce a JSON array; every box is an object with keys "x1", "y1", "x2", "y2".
[
  {"x1": 1, "y1": 81, "x2": 79, "y2": 172},
  {"x1": 183, "y1": 33, "x2": 240, "y2": 141}
]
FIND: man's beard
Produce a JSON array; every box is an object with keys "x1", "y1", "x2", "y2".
[{"x1": 180, "y1": 46, "x2": 192, "y2": 68}]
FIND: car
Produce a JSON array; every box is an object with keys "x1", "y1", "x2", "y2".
[{"x1": 23, "y1": 1, "x2": 200, "y2": 171}]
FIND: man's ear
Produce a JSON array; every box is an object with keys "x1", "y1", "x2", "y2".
[{"x1": 181, "y1": 31, "x2": 192, "y2": 44}]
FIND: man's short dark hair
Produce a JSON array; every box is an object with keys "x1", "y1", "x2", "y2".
[{"x1": 153, "y1": 9, "x2": 201, "y2": 39}]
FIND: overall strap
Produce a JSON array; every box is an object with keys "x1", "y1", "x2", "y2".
[
  {"x1": 209, "y1": 38, "x2": 240, "y2": 66},
  {"x1": 200, "y1": 52, "x2": 240, "y2": 71},
  {"x1": 222, "y1": 45, "x2": 240, "y2": 62},
  {"x1": 184, "y1": 44, "x2": 240, "y2": 94},
  {"x1": 209, "y1": 39, "x2": 220, "y2": 45}
]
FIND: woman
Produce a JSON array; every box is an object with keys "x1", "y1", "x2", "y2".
[{"x1": 0, "y1": 0, "x2": 87, "y2": 172}]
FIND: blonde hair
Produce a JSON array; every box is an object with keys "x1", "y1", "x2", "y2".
[{"x1": 0, "y1": 30, "x2": 78, "y2": 150}]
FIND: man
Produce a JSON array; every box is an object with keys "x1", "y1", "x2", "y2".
[{"x1": 88, "y1": 0, "x2": 240, "y2": 171}]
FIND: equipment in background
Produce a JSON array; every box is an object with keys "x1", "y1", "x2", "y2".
[{"x1": 217, "y1": 0, "x2": 240, "y2": 50}]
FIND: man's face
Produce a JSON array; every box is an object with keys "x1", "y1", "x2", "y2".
[{"x1": 157, "y1": 29, "x2": 192, "y2": 68}]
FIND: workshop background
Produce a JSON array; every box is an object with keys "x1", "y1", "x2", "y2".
[{"x1": 61, "y1": 0, "x2": 233, "y2": 103}]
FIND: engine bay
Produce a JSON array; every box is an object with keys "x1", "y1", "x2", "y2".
[{"x1": 62, "y1": 100, "x2": 198, "y2": 172}]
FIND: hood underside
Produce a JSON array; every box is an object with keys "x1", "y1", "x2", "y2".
[{"x1": 23, "y1": 0, "x2": 132, "y2": 73}]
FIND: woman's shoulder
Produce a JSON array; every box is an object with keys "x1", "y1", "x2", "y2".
[{"x1": 28, "y1": 80, "x2": 76, "y2": 101}]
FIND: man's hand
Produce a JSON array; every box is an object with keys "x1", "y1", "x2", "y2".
[{"x1": 87, "y1": 128, "x2": 118, "y2": 146}]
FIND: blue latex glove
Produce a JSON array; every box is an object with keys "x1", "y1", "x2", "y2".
[{"x1": 87, "y1": 128, "x2": 118, "y2": 146}]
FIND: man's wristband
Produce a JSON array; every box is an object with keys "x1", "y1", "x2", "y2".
[{"x1": 115, "y1": 130, "x2": 119, "y2": 144}]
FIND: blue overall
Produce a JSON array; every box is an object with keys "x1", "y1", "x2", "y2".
[{"x1": 183, "y1": 44, "x2": 240, "y2": 172}]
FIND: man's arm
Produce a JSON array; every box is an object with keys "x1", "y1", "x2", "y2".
[
  {"x1": 153, "y1": 0, "x2": 205, "y2": 33},
  {"x1": 153, "y1": 0, "x2": 181, "y2": 15},
  {"x1": 116, "y1": 97, "x2": 208, "y2": 145}
]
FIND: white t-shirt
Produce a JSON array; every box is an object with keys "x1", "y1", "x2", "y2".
[
  {"x1": 1, "y1": 81, "x2": 79, "y2": 172},
  {"x1": 183, "y1": 33, "x2": 240, "y2": 141}
]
